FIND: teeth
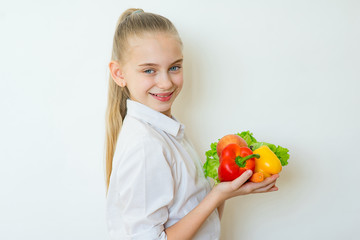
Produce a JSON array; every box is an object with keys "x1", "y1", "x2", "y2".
[{"x1": 150, "y1": 93, "x2": 171, "y2": 97}]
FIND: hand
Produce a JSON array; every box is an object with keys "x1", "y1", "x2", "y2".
[{"x1": 212, "y1": 170, "x2": 279, "y2": 205}]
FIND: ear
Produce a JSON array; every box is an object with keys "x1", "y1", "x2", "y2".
[{"x1": 109, "y1": 61, "x2": 126, "y2": 87}]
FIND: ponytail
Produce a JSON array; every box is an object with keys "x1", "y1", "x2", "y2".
[{"x1": 104, "y1": 76, "x2": 129, "y2": 192}]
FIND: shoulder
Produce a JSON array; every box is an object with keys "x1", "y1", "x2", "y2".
[
  {"x1": 111, "y1": 116, "x2": 175, "y2": 183},
  {"x1": 119, "y1": 115, "x2": 167, "y2": 147},
  {"x1": 114, "y1": 115, "x2": 173, "y2": 165}
]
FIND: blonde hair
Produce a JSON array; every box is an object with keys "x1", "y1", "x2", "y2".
[{"x1": 104, "y1": 8, "x2": 183, "y2": 191}]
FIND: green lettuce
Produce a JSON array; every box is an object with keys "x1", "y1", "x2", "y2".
[
  {"x1": 203, "y1": 142, "x2": 220, "y2": 184},
  {"x1": 203, "y1": 131, "x2": 290, "y2": 183},
  {"x1": 273, "y1": 145, "x2": 290, "y2": 166},
  {"x1": 237, "y1": 131, "x2": 257, "y2": 146}
]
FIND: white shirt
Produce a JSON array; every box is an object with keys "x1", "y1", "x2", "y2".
[{"x1": 106, "y1": 99, "x2": 221, "y2": 240}]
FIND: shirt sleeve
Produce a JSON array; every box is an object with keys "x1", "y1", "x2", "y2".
[{"x1": 113, "y1": 134, "x2": 174, "y2": 240}]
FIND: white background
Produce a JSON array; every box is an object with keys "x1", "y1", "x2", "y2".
[{"x1": 1, "y1": 0, "x2": 359, "y2": 239}]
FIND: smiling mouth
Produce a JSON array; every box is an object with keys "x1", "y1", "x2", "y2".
[{"x1": 149, "y1": 91, "x2": 174, "y2": 98}]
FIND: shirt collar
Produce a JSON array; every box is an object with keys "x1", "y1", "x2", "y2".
[{"x1": 126, "y1": 99, "x2": 185, "y2": 139}]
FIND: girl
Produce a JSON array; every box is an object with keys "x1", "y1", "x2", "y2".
[{"x1": 105, "y1": 8, "x2": 279, "y2": 240}]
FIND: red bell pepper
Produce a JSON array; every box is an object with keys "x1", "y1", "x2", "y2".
[{"x1": 218, "y1": 144, "x2": 260, "y2": 182}]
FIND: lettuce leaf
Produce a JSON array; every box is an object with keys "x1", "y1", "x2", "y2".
[
  {"x1": 203, "y1": 142, "x2": 220, "y2": 184},
  {"x1": 274, "y1": 145, "x2": 290, "y2": 166},
  {"x1": 251, "y1": 142, "x2": 277, "y2": 152},
  {"x1": 237, "y1": 131, "x2": 257, "y2": 146}
]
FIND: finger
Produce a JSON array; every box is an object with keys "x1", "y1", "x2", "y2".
[
  {"x1": 231, "y1": 170, "x2": 253, "y2": 190},
  {"x1": 264, "y1": 185, "x2": 279, "y2": 192},
  {"x1": 247, "y1": 174, "x2": 278, "y2": 191},
  {"x1": 259, "y1": 174, "x2": 279, "y2": 187},
  {"x1": 252, "y1": 182, "x2": 276, "y2": 193},
  {"x1": 265, "y1": 174, "x2": 279, "y2": 183}
]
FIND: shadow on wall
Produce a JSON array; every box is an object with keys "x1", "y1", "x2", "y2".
[
  {"x1": 173, "y1": 41, "x2": 199, "y2": 121},
  {"x1": 172, "y1": 38, "x2": 215, "y2": 153},
  {"x1": 173, "y1": 41, "x2": 207, "y2": 135}
]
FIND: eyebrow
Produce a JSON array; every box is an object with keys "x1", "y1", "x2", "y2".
[{"x1": 138, "y1": 58, "x2": 183, "y2": 67}]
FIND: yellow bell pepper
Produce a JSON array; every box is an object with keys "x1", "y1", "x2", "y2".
[{"x1": 253, "y1": 145, "x2": 282, "y2": 178}]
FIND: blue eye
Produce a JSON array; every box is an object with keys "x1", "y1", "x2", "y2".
[
  {"x1": 170, "y1": 66, "x2": 181, "y2": 71},
  {"x1": 144, "y1": 69, "x2": 155, "y2": 74}
]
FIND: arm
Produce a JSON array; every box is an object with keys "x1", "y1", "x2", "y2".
[
  {"x1": 217, "y1": 202, "x2": 225, "y2": 220},
  {"x1": 165, "y1": 185, "x2": 222, "y2": 240},
  {"x1": 165, "y1": 170, "x2": 279, "y2": 240}
]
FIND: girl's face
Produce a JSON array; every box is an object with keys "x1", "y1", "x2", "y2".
[{"x1": 121, "y1": 33, "x2": 183, "y2": 117}]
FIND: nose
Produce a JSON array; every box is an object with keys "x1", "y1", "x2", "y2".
[{"x1": 156, "y1": 72, "x2": 173, "y2": 90}]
